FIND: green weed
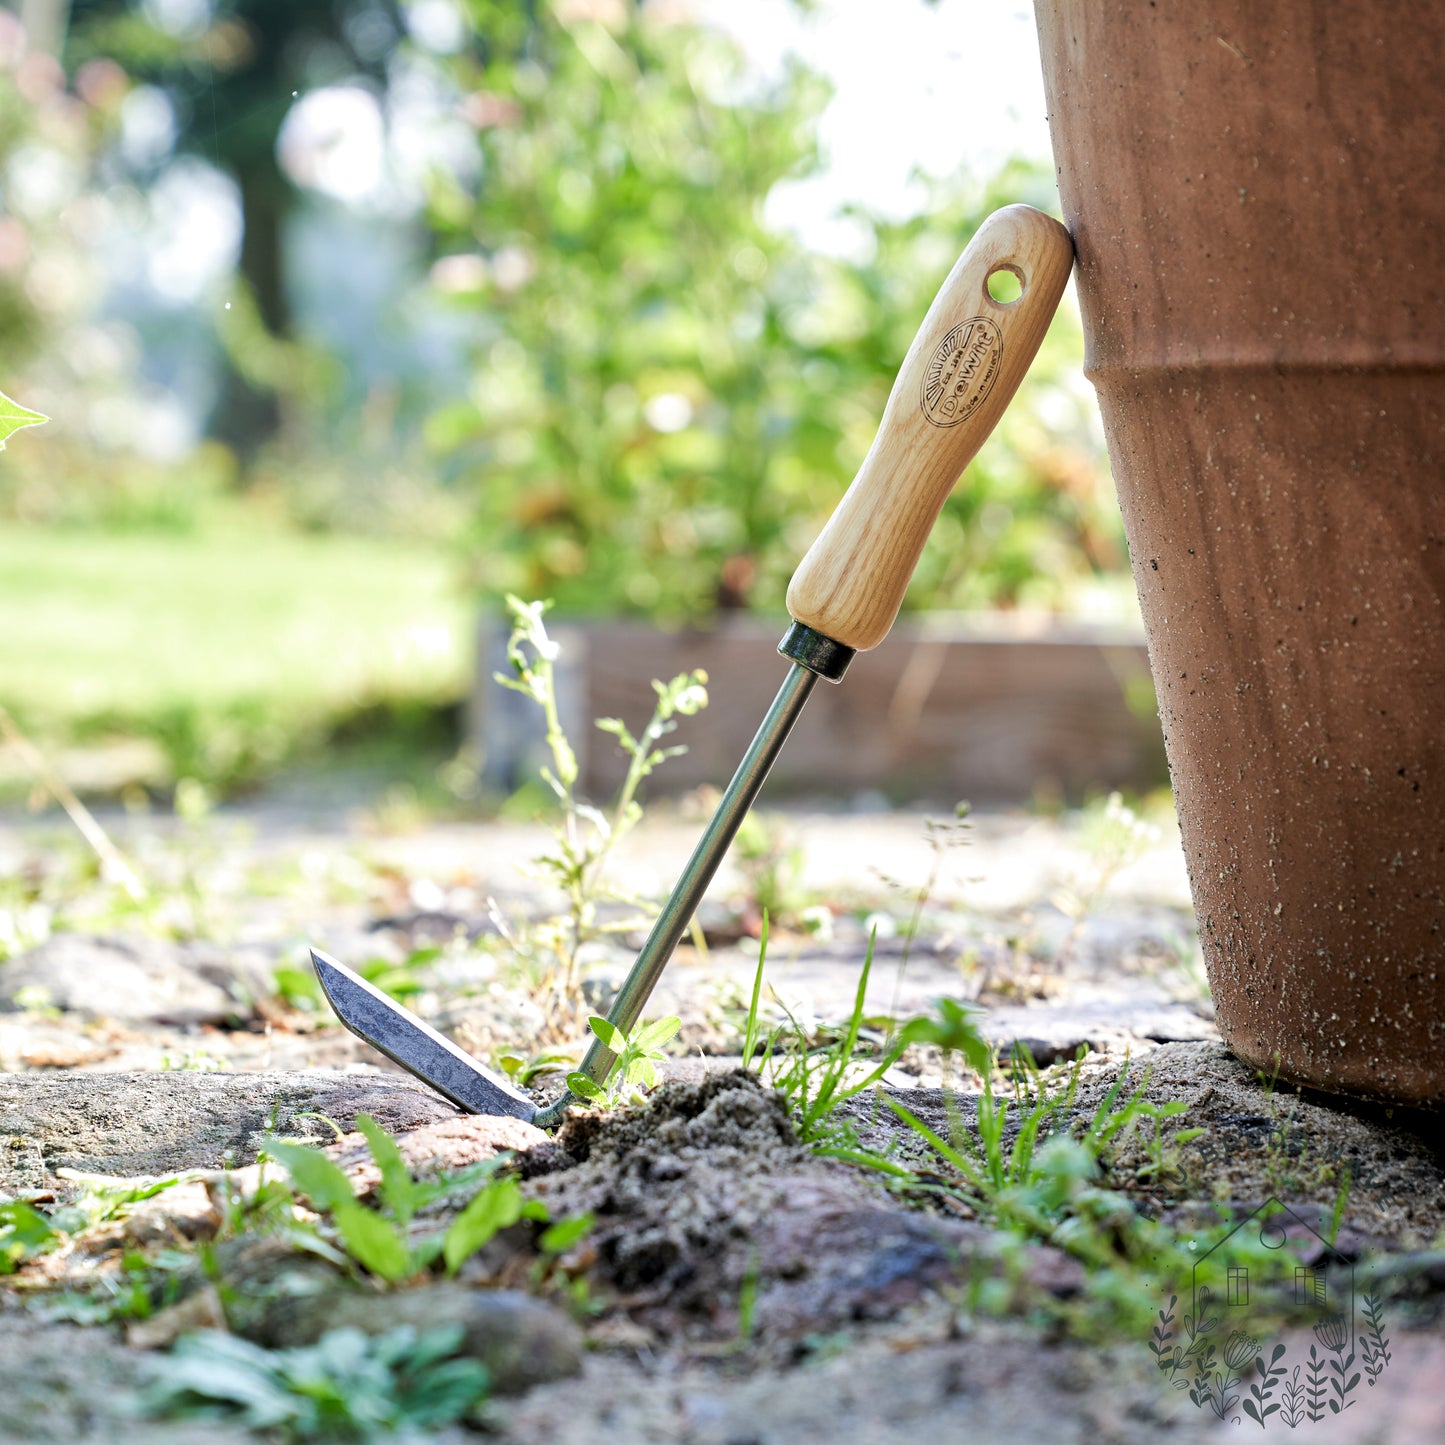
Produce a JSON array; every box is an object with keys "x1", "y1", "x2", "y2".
[
  {"x1": 1254, "y1": 1066, "x2": 1339, "y2": 1196},
  {"x1": 732, "y1": 813, "x2": 810, "y2": 928},
  {"x1": 739, "y1": 919, "x2": 916, "y2": 1173},
  {"x1": 143, "y1": 1324, "x2": 491, "y2": 1442},
  {"x1": 40, "y1": 1246, "x2": 193, "y2": 1326},
  {"x1": 497, "y1": 1046, "x2": 579, "y2": 1089},
  {"x1": 731, "y1": 948, "x2": 1215, "y2": 1343},
  {"x1": 0, "y1": 1171, "x2": 189, "y2": 1274},
  {"x1": 0, "y1": 1199, "x2": 59, "y2": 1273},
  {"x1": 490, "y1": 595, "x2": 707, "y2": 1013},
  {"x1": 884, "y1": 1047, "x2": 1188, "y2": 1222},
  {"x1": 566, "y1": 1014, "x2": 682, "y2": 1110},
  {"x1": 1051, "y1": 792, "x2": 1163, "y2": 970},
  {"x1": 531, "y1": 1211, "x2": 600, "y2": 1316},
  {"x1": 264, "y1": 1114, "x2": 545, "y2": 1283}
]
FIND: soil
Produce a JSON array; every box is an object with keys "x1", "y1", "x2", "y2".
[{"x1": 1, "y1": 802, "x2": 1442, "y2": 1442}]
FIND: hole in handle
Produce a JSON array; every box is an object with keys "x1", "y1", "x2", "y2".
[{"x1": 986, "y1": 265, "x2": 1024, "y2": 305}]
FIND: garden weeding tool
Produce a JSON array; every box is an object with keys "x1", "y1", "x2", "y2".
[{"x1": 311, "y1": 204, "x2": 1074, "y2": 1129}]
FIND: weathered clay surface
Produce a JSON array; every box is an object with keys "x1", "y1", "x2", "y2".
[
  {"x1": 1035, "y1": 1, "x2": 1445, "y2": 1105},
  {"x1": 0, "y1": 1070, "x2": 458, "y2": 1190}
]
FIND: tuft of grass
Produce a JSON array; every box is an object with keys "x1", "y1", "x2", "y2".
[{"x1": 739, "y1": 918, "x2": 922, "y2": 1177}]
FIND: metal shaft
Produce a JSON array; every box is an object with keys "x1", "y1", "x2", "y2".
[{"x1": 532, "y1": 660, "x2": 818, "y2": 1128}]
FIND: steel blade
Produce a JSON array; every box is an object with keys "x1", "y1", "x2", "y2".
[{"x1": 311, "y1": 947, "x2": 538, "y2": 1123}]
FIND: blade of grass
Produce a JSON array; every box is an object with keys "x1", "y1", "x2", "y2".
[
  {"x1": 740, "y1": 912, "x2": 769, "y2": 1071},
  {"x1": 0, "y1": 703, "x2": 146, "y2": 901}
]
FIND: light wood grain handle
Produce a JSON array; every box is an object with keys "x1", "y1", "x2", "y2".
[{"x1": 786, "y1": 204, "x2": 1074, "y2": 652}]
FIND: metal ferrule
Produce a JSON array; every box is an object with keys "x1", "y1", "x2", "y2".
[{"x1": 777, "y1": 621, "x2": 855, "y2": 682}]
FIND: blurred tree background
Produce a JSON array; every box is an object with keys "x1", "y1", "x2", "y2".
[{"x1": 0, "y1": 0, "x2": 1130, "y2": 800}]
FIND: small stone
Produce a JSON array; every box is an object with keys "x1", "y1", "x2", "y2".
[
  {"x1": 1, "y1": 934, "x2": 239, "y2": 1025},
  {"x1": 585, "y1": 1316, "x2": 656, "y2": 1352},
  {"x1": 126, "y1": 1284, "x2": 227, "y2": 1349},
  {"x1": 234, "y1": 1258, "x2": 582, "y2": 1393}
]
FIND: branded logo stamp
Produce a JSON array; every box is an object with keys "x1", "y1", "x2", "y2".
[
  {"x1": 920, "y1": 317, "x2": 1003, "y2": 427},
  {"x1": 1148, "y1": 1197, "x2": 1393, "y2": 1430}
]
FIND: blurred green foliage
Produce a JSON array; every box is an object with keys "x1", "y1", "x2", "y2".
[
  {"x1": 0, "y1": 0, "x2": 1136, "y2": 796},
  {"x1": 0, "y1": 18, "x2": 126, "y2": 421},
  {"x1": 65, "y1": 0, "x2": 406, "y2": 451},
  {"x1": 426, "y1": 0, "x2": 1123, "y2": 620},
  {"x1": 426, "y1": 0, "x2": 827, "y2": 618}
]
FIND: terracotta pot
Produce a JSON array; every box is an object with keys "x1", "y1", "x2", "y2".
[{"x1": 1035, "y1": 3, "x2": 1445, "y2": 1105}]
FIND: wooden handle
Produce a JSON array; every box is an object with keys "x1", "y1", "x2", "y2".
[{"x1": 786, "y1": 204, "x2": 1074, "y2": 652}]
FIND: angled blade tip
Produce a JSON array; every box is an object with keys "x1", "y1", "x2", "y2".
[{"x1": 307, "y1": 944, "x2": 538, "y2": 1125}]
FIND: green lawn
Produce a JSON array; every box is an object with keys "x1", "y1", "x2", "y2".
[{"x1": 0, "y1": 514, "x2": 473, "y2": 788}]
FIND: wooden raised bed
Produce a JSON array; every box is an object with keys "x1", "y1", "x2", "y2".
[{"x1": 472, "y1": 613, "x2": 1165, "y2": 805}]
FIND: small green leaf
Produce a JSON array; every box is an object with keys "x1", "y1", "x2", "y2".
[
  {"x1": 588, "y1": 1017, "x2": 627, "y2": 1052},
  {"x1": 0, "y1": 391, "x2": 47, "y2": 450},
  {"x1": 332, "y1": 1201, "x2": 414, "y2": 1281},
  {"x1": 271, "y1": 966, "x2": 323, "y2": 1006},
  {"x1": 538, "y1": 1211, "x2": 593, "y2": 1254},
  {"x1": 265, "y1": 1139, "x2": 357, "y2": 1213},
  {"x1": 357, "y1": 959, "x2": 424, "y2": 1001},
  {"x1": 631, "y1": 1015, "x2": 680, "y2": 1051},
  {"x1": 442, "y1": 1178, "x2": 525, "y2": 1275},
  {"x1": 566, "y1": 1071, "x2": 604, "y2": 1100},
  {"x1": 355, "y1": 1114, "x2": 414, "y2": 1226},
  {"x1": 0, "y1": 1201, "x2": 58, "y2": 1273}
]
